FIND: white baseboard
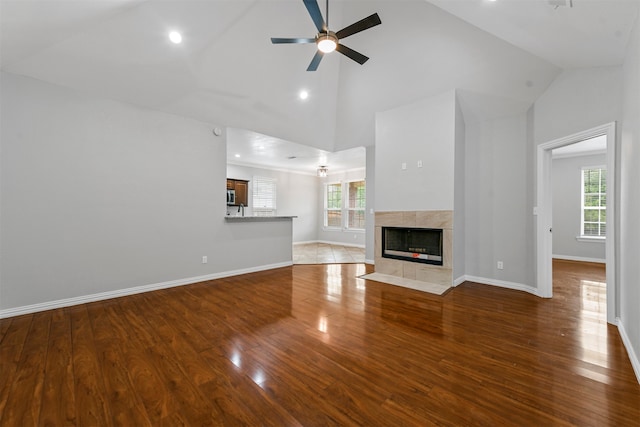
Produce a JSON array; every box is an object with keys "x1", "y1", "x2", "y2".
[
  {"x1": 617, "y1": 317, "x2": 640, "y2": 384},
  {"x1": 453, "y1": 275, "x2": 466, "y2": 287},
  {"x1": 552, "y1": 254, "x2": 606, "y2": 264},
  {"x1": 459, "y1": 275, "x2": 542, "y2": 297},
  {"x1": 0, "y1": 261, "x2": 293, "y2": 319}
]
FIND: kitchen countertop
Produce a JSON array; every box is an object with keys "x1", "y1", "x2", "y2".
[{"x1": 224, "y1": 215, "x2": 297, "y2": 222}]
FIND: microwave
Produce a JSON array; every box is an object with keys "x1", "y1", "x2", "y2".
[{"x1": 227, "y1": 189, "x2": 236, "y2": 205}]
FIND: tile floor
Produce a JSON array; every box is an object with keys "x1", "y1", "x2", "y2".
[{"x1": 293, "y1": 243, "x2": 365, "y2": 264}]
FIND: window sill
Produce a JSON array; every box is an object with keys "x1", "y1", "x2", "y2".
[
  {"x1": 576, "y1": 236, "x2": 605, "y2": 243},
  {"x1": 323, "y1": 227, "x2": 365, "y2": 233}
]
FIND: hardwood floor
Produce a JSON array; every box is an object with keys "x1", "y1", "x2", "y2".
[{"x1": 1, "y1": 260, "x2": 638, "y2": 426}]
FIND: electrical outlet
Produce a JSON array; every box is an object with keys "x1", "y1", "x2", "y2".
[
  {"x1": 497, "y1": 261, "x2": 504, "y2": 270},
  {"x1": 401, "y1": 162, "x2": 407, "y2": 170},
  {"x1": 417, "y1": 160, "x2": 423, "y2": 168},
  {"x1": 202, "y1": 256, "x2": 208, "y2": 264}
]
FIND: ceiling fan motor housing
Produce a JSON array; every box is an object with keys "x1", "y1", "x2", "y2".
[{"x1": 316, "y1": 31, "x2": 338, "y2": 52}]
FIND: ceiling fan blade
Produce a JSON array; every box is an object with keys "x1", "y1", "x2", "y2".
[
  {"x1": 303, "y1": 0, "x2": 327, "y2": 32},
  {"x1": 307, "y1": 50, "x2": 324, "y2": 71},
  {"x1": 271, "y1": 37, "x2": 315, "y2": 44},
  {"x1": 335, "y1": 13, "x2": 381, "y2": 40},
  {"x1": 335, "y1": 44, "x2": 369, "y2": 65}
]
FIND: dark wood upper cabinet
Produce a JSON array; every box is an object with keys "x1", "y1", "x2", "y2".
[{"x1": 227, "y1": 179, "x2": 249, "y2": 206}]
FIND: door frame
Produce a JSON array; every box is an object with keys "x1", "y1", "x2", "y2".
[{"x1": 536, "y1": 122, "x2": 616, "y2": 324}]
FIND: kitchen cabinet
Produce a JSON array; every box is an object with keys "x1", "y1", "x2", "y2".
[{"x1": 226, "y1": 179, "x2": 249, "y2": 206}]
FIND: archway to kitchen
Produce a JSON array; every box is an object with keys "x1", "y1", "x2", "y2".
[{"x1": 225, "y1": 127, "x2": 367, "y2": 264}]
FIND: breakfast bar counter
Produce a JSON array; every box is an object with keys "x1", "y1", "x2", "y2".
[{"x1": 224, "y1": 216, "x2": 297, "y2": 222}]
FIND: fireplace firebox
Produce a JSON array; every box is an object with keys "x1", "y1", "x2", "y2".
[{"x1": 381, "y1": 226, "x2": 443, "y2": 265}]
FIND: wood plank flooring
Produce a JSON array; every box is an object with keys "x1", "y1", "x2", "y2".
[{"x1": 1, "y1": 260, "x2": 639, "y2": 426}]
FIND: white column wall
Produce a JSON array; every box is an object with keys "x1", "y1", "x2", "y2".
[{"x1": 619, "y1": 7, "x2": 640, "y2": 381}]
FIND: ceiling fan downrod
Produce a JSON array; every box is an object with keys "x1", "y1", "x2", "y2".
[{"x1": 325, "y1": 0, "x2": 329, "y2": 28}]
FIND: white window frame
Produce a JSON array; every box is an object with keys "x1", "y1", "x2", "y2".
[
  {"x1": 345, "y1": 180, "x2": 366, "y2": 230},
  {"x1": 579, "y1": 166, "x2": 606, "y2": 240},
  {"x1": 323, "y1": 180, "x2": 366, "y2": 231},
  {"x1": 252, "y1": 176, "x2": 277, "y2": 216},
  {"x1": 324, "y1": 182, "x2": 343, "y2": 229}
]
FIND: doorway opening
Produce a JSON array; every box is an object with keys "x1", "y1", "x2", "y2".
[{"x1": 536, "y1": 123, "x2": 616, "y2": 324}]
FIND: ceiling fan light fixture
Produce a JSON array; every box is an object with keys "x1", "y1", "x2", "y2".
[
  {"x1": 317, "y1": 32, "x2": 338, "y2": 53},
  {"x1": 317, "y1": 166, "x2": 328, "y2": 177},
  {"x1": 168, "y1": 30, "x2": 182, "y2": 44}
]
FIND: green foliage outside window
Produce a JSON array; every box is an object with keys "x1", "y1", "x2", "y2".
[
  {"x1": 582, "y1": 168, "x2": 606, "y2": 237},
  {"x1": 324, "y1": 181, "x2": 365, "y2": 229}
]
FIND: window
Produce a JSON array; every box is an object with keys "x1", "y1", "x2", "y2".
[
  {"x1": 252, "y1": 176, "x2": 276, "y2": 216},
  {"x1": 347, "y1": 180, "x2": 366, "y2": 229},
  {"x1": 581, "y1": 167, "x2": 606, "y2": 238},
  {"x1": 325, "y1": 183, "x2": 342, "y2": 227},
  {"x1": 324, "y1": 180, "x2": 366, "y2": 230}
]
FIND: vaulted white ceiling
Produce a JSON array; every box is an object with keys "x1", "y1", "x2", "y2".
[{"x1": 1, "y1": 0, "x2": 637, "y2": 161}]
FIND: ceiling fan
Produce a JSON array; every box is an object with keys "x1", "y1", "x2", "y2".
[{"x1": 271, "y1": 0, "x2": 382, "y2": 71}]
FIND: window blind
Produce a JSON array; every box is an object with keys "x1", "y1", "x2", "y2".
[{"x1": 253, "y1": 176, "x2": 277, "y2": 216}]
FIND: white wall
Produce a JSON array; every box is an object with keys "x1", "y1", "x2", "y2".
[
  {"x1": 365, "y1": 146, "x2": 376, "y2": 262},
  {"x1": 316, "y1": 168, "x2": 367, "y2": 247},
  {"x1": 465, "y1": 113, "x2": 531, "y2": 287},
  {"x1": 225, "y1": 164, "x2": 318, "y2": 243},
  {"x1": 534, "y1": 67, "x2": 623, "y2": 145},
  {"x1": 0, "y1": 72, "x2": 293, "y2": 313},
  {"x1": 453, "y1": 94, "x2": 466, "y2": 282},
  {"x1": 532, "y1": 62, "x2": 640, "y2": 378},
  {"x1": 374, "y1": 90, "x2": 456, "y2": 211},
  {"x1": 552, "y1": 153, "x2": 606, "y2": 262},
  {"x1": 620, "y1": 8, "x2": 640, "y2": 380},
  {"x1": 533, "y1": 66, "x2": 623, "y2": 283}
]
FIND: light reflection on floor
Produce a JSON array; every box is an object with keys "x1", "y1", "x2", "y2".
[
  {"x1": 355, "y1": 264, "x2": 366, "y2": 281},
  {"x1": 230, "y1": 350, "x2": 242, "y2": 368},
  {"x1": 578, "y1": 277, "x2": 609, "y2": 371},
  {"x1": 318, "y1": 316, "x2": 328, "y2": 333},
  {"x1": 315, "y1": 264, "x2": 370, "y2": 340},
  {"x1": 250, "y1": 369, "x2": 267, "y2": 389},
  {"x1": 325, "y1": 264, "x2": 343, "y2": 296},
  {"x1": 580, "y1": 279, "x2": 607, "y2": 314}
]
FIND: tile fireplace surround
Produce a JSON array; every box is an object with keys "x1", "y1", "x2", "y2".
[{"x1": 374, "y1": 211, "x2": 453, "y2": 288}]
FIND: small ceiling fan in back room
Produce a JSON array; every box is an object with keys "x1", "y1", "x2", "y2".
[{"x1": 271, "y1": 0, "x2": 382, "y2": 71}]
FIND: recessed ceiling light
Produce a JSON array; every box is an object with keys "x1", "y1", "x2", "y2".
[
  {"x1": 299, "y1": 90, "x2": 309, "y2": 100},
  {"x1": 234, "y1": 154, "x2": 241, "y2": 158},
  {"x1": 169, "y1": 31, "x2": 182, "y2": 44}
]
